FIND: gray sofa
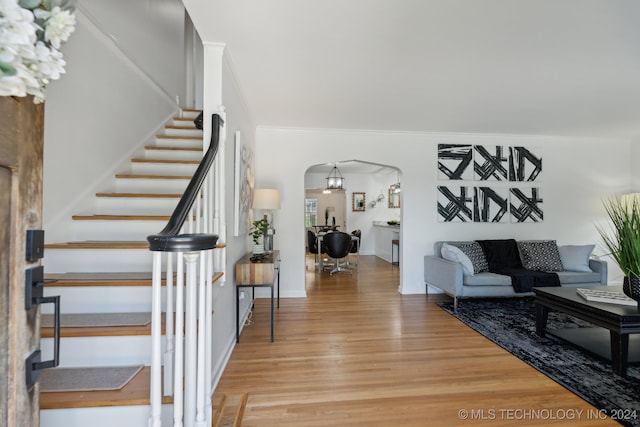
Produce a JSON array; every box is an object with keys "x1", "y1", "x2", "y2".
[{"x1": 424, "y1": 241, "x2": 608, "y2": 309}]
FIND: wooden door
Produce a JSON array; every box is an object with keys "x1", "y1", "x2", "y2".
[{"x1": 0, "y1": 96, "x2": 44, "y2": 426}]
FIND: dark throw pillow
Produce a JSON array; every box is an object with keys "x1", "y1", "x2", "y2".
[
  {"x1": 517, "y1": 240, "x2": 564, "y2": 272},
  {"x1": 476, "y1": 239, "x2": 522, "y2": 271}
]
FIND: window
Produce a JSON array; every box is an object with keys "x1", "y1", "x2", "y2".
[{"x1": 305, "y1": 198, "x2": 318, "y2": 227}]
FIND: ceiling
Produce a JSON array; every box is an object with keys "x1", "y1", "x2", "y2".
[{"x1": 185, "y1": 0, "x2": 640, "y2": 140}]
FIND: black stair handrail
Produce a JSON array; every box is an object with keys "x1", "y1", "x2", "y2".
[{"x1": 147, "y1": 113, "x2": 223, "y2": 252}]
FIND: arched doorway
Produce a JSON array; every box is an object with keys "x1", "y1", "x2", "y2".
[{"x1": 303, "y1": 160, "x2": 402, "y2": 281}]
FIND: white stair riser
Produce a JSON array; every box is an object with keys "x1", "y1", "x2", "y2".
[
  {"x1": 153, "y1": 136, "x2": 203, "y2": 147},
  {"x1": 43, "y1": 286, "x2": 156, "y2": 313},
  {"x1": 129, "y1": 161, "x2": 197, "y2": 176},
  {"x1": 41, "y1": 405, "x2": 173, "y2": 427},
  {"x1": 115, "y1": 177, "x2": 190, "y2": 193},
  {"x1": 95, "y1": 197, "x2": 180, "y2": 216},
  {"x1": 172, "y1": 118, "x2": 197, "y2": 127},
  {"x1": 44, "y1": 249, "x2": 152, "y2": 273},
  {"x1": 162, "y1": 127, "x2": 202, "y2": 137},
  {"x1": 72, "y1": 220, "x2": 167, "y2": 241},
  {"x1": 41, "y1": 335, "x2": 159, "y2": 367},
  {"x1": 143, "y1": 147, "x2": 202, "y2": 160},
  {"x1": 179, "y1": 110, "x2": 200, "y2": 119}
]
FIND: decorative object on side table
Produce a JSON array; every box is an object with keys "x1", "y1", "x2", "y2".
[
  {"x1": 597, "y1": 195, "x2": 640, "y2": 308},
  {"x1": 249, "y1": 218, "x2": 269, "y2": 255},
  {"x1": 251, "y1": 188, "x2": 280, "y2": 251},
  {"x1": 0, "y1": 0, "x2": 77, "y2": 103}
]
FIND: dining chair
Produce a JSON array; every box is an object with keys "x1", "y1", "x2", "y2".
[
  {"x1": 347, "y1": 229, "x2": 361, "y2": 271},
  {"x1": 322, "y1": 231, "x2": 353, "y2": 275}
]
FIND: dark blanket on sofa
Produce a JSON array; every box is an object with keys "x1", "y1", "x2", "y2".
[{"x1": 477, "y1": 239, "x2": 560, "y2": 293}]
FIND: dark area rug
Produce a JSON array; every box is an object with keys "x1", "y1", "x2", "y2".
[{"x1": 438, "y1": 299, "x2": 640, "y2": 427}]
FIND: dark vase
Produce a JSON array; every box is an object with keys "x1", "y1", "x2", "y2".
[{"x1": 622, "y1": 276, "x2": 640, "y2": 309}]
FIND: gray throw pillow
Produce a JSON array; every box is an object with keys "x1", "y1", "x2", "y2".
[
  {"x1": 441, "y1": 243, "x2": 475, "y2": 276},
  {"x1": 450, "y1": 242, "x2": 489, "y2": 274},
  {"x1": 517, "y1": 240, "x2": 564, "y2": 272},
  {"x1": 557, "y1": 244, "x2": 595, "y2": 272}
]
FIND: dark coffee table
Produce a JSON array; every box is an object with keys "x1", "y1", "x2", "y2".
[{"x1": 534, "y1": 286, "x2": 640, "y2": 377}]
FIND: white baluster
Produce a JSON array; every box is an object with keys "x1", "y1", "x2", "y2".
[
  {"x1": 195, "y1": 250, "x2": 207, "y2": 426},
  {"x1": 195, "y1": 190, "x2": 202, "y2": 233},
  {"x1": 188, "y1": 205, "x2": 194, "y2": 234},
  {"x1": 183, "y1": 251, "x2": 199, "y2": 427},
  {"x1": 202, "y1": 179, "x2": 208, "y2": 234},
  {"x1": 149, "y1": 251, "x2": 163, "y2": 427},
  {"x1": 173, "y1": 252, "x2": 185, "y2": 427},
  {"x1": 205, "y1": 249, "x2": 214, "y2": 419},
  {"x1": 164, "y1": 252, "x2": 174, "y2": 396}
]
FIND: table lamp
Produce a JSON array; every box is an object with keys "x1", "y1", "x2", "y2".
[{"x1": 252, "y1": 189, "x2": 281, "y2": 251}]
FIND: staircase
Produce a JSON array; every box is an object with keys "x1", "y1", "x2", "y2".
[{"x1": 39, "y1": 109, "x2": 229, "y2": 427}]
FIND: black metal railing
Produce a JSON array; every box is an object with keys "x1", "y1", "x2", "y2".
[{"x1": 146, "y1": 113, "x2": 223, "y2": 252}]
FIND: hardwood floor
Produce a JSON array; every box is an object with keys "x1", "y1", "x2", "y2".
[{"x1": 215, "y1": 255, "x2": 617, "y2": 426}]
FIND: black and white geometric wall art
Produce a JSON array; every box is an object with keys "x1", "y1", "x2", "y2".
[
  {"x1": 437, "y1": 186, "x2": 473, "y2": 222},
  {"x1": 510, "y1": 187, "x2": 543, "y2": 222},
  {"x1": 437, "y1": 144, "x2": 473, "y2": 180},
  {"x1": 509, "y1": 146, "x2": 542, "y2": 182},
  {"x1": 474, "y1": 145, "x2": 509, "y2": 181},
  {"x1": 437, "y1": 144, "x2": 543, "y2": 222},
  {"x1": 473, "y1": 187, "x2": 509, "y2": 223}
]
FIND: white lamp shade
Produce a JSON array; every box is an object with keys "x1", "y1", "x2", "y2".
[{"x1": 252, "y1": 189, "x2": 281, "y2": 210}]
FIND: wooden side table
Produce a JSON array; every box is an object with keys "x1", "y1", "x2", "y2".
[{"x1": 235, "y1": 250, "x2": 280, "y2": 343}]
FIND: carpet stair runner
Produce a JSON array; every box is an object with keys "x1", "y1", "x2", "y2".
[{"x1": 39, "y1": 109, "x2": 233, "y2": 426}]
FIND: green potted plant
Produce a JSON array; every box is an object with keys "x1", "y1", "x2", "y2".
[
  {"x1": 596, "y1": 196, "x2": 640, "y2": 306},
  {"x1": 249, "y1": 218, "x2": 270, "y2": 254}
]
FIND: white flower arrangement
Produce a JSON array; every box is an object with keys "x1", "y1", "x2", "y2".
[{"x1": 0, "y1": 0, "x2": 76, "y2": 103}]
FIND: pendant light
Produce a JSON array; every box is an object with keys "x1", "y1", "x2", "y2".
[{"x1": 325, "y1": 163, "x2": 345, "y2": 192}]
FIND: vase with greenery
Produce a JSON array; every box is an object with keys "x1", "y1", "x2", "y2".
[
  {"x1": 249, "y1": 218, "x2": 269, "y2": 254},
  {"x1": 596, "y1": 196, "x2": 640, "y2": 306}
]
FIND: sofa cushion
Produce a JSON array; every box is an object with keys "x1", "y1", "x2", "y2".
[
  {"x1": 441, "y1": 243, "x2": 474, "y2": 275},
  {"x1": 558, "y1": 244, "x2": 595, "y2": 272},
  {"x1": 555, "y1": 270, "x2": 602, "y2": 284},
  {"x1": 463, "y1": 272, "x2": 513, "y2": 286},
  {"x1": 449, "y1": 242, "x2": 489, "y2": 274},
  {"x1": 517, "y1": 240, "x2": 564, "y2": 272}
]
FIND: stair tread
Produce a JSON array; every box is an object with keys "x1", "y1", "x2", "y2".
[
  {"x1": 45, "y1": 271, "x2": 154, "y2": 284},
  {"x1": 40, "y1": 366, "x2": 171, "y2": 409},
  {"x1": 144, "y1": 145, "x2": 201, "y2": 151},
  {"x1": 41, "y1": 312, "x2": 156, "y2": 338},
  {"x1": 156, "y1": 134, "x2": 201, "y2": 140},
  {"x1": 165, "y1": 125, "x2": 199, "y2": 130},
  {"x1": 71, "y1": 214, "x2": 172, "y2": 221},
  {"x1": 45, "y1": 241, "x2": 226, "y2": 249},
  {"x1": 130, "y1": 158, "x2": 200, "y2": 164},
  {"x1": 45, "y1": 241, "x2": 150, "y2": 249},
  {"x1": 44, "y1": 271, "x2": 224, "y2": 287},
  {"x1": 115, "y1": 173, "x2": 192, "y2": 179},
  {"x1": 96, "y1": 192, "x2": 182, "y2": 198}
]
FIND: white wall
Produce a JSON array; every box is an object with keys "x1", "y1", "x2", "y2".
[
  {"x1": 631, "y1": 142, "x2": 640, "y2": 191},
  {"x1": 206, "y1": 48, "x2": 257, "y2": 385},
  {"x1": 42, "y1": 2, "x2": 185, "y2": 240},
  {"x1": 255, "y1": 128, "x2": 631, "y2": 294},
  {"x1": 76, "y1": 0, "x2": 187, "y2": 103}
]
